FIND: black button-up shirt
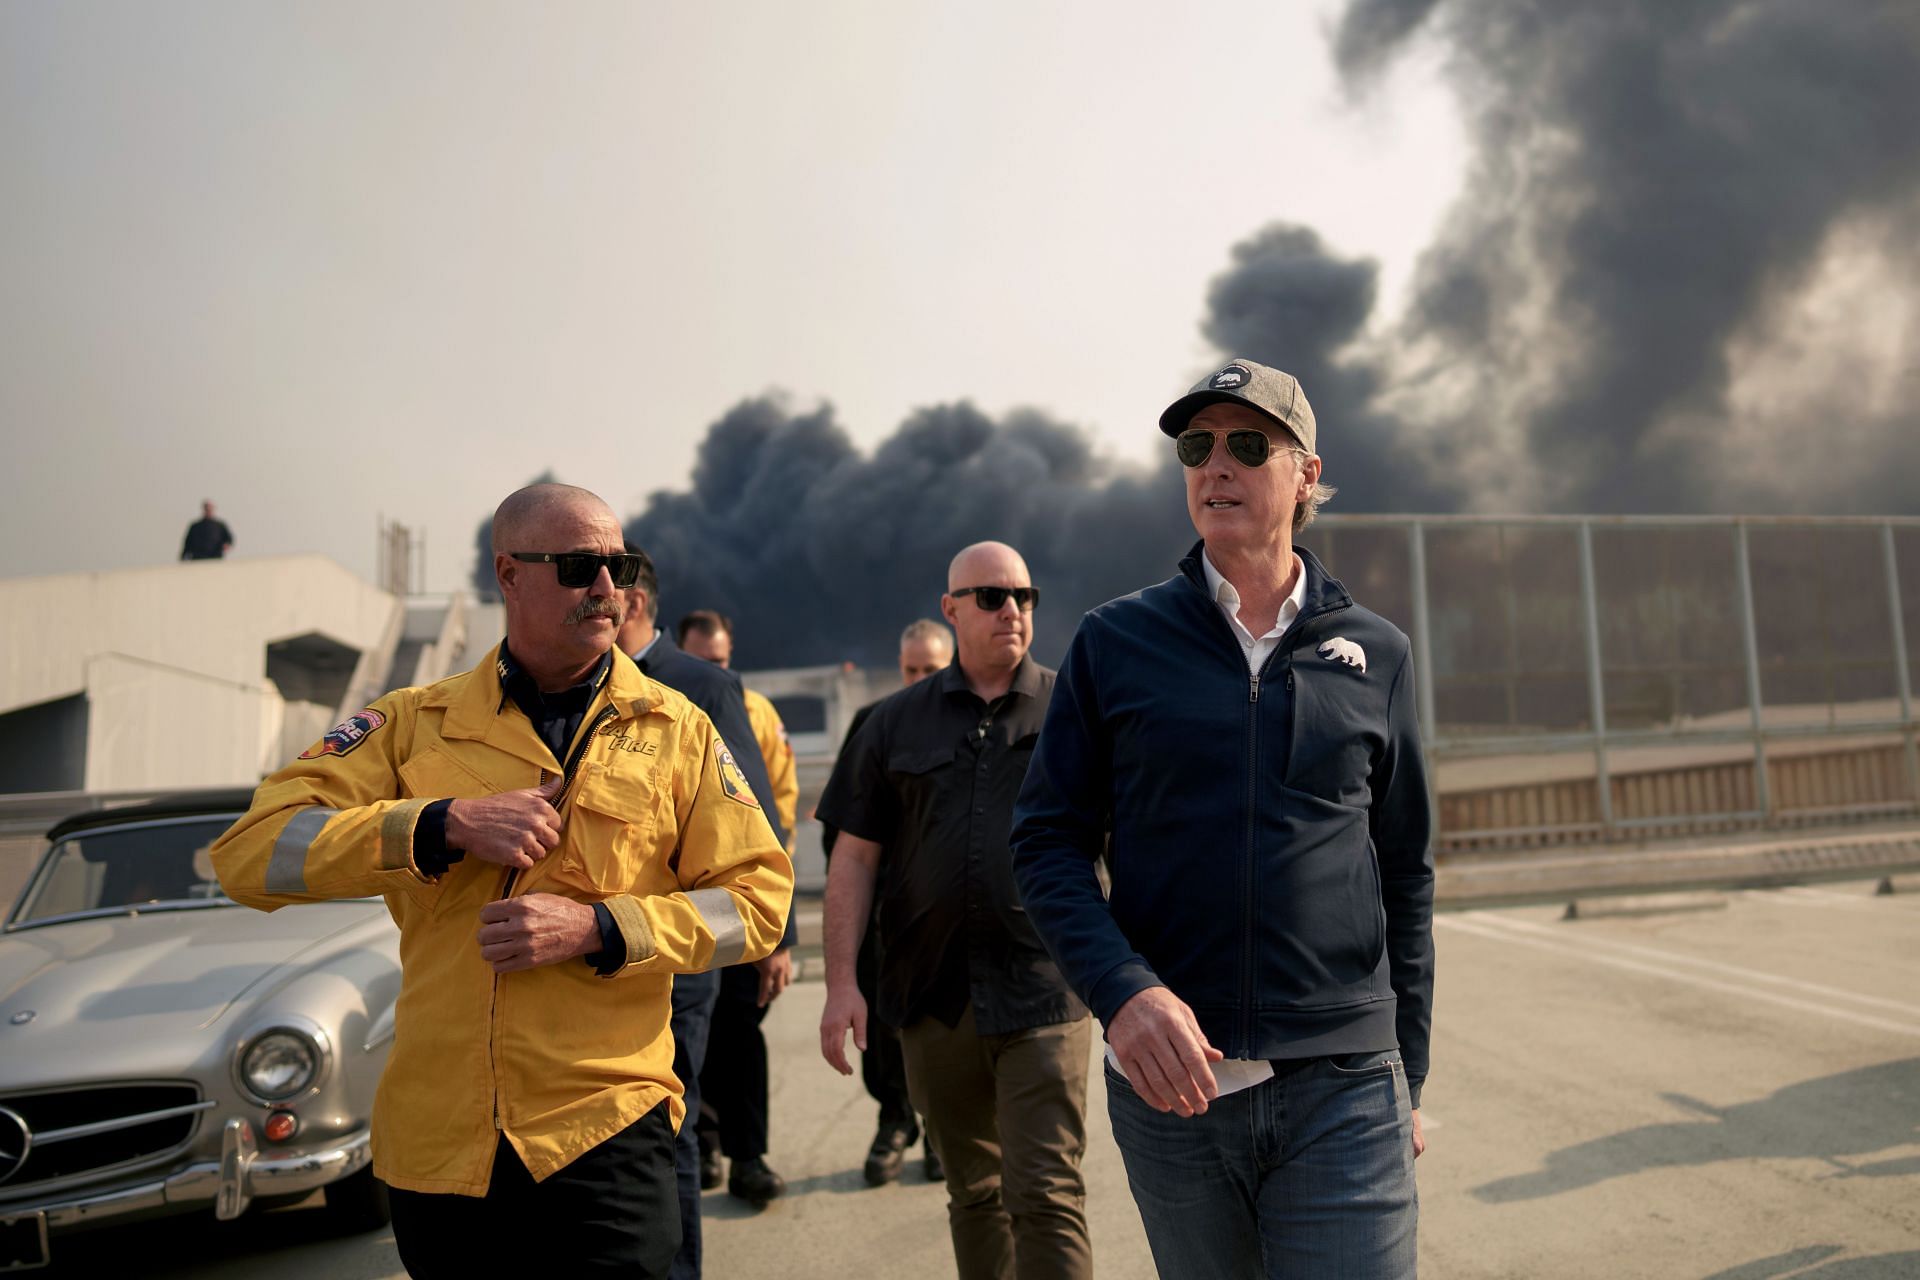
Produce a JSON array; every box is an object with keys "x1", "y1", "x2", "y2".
[{"x1": 816, "y1": 657, "x2": 1084, "y2": 1035}]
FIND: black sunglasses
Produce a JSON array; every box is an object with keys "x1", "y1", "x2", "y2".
[
  {"x1": 951, "y1": 585, "x2": 1040, "y2": 612},
  {"x1": 509, "y1": 551, "x2": 644, "y2": 589},
  {"x1": 1176, "y1": 427, "x2": 1275, "y2": 469}
]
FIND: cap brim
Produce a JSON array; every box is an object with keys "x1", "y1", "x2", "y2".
[{"x1": 1157, "y1": 390, "x2": 1303, "y2": 445}]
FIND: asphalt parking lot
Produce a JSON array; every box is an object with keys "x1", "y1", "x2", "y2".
[{"x1": 36, "y1": 878, "x2": 1920, "y2": 1279}]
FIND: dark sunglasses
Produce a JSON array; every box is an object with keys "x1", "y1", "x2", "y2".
[
  {"x1": 951, "y1": 585, "x2": 1040, "y2": 612},
  {"x1": 509, "y1": 551, "x2": 644, "y2": 589},
  {"x1": 1176, "y1": 427, "x2": 1275, "y2": 469}
]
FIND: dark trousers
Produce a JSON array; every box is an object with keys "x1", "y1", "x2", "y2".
[
  {"x1": 388, "y1": 1104, "x2": 679, "y2": 1279},
  {"x1": 858, "y1": 930, "x2": 916, "y2": 1125},
  {"x1": 669, "y1": 969, "x2": 721, "y2": 1280},
  {"x1": 899, "y1": 1006, "x2": 1094, "y2": 1280},
  {"x1": 698, "y1": 962, "x2": 771, "y2": 1160}
]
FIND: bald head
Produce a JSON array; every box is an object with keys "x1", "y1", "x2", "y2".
[
  {"x1": 940, "y1": 541, "x2": 1034, "y2": 680},
  {"x1": 491, "y1": 483, "x2": 617, "y2": 558},
  {"x1": 946, "y1": 541, "x2": 1030, "y2": 593}
]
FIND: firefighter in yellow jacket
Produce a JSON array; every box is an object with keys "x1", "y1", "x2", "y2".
[
  {"x1": 676, "y1": 610, "x2": 798, "y2": 846},
  {"x1": 211, "y1": 484, "x2": 791, "y2": 1280}
]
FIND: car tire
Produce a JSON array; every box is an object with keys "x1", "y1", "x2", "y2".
[{"x1": 322, "y1": 1166, "x2": 392, "y2": 1234}]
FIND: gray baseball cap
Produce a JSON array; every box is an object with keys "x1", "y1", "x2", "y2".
[{"x1": 1158, "y1": 357, "x2": 1316, "y2": 453}]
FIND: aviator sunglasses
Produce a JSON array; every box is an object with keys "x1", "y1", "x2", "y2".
[
  {"x1": 509, "y1": 551, "x2": 645, "y2": 589},
  {"x1": 1175, "y1": 427, "x2": 1279, "y2": 469},
  {"x1": 951, "y1": 585, "x2": 1041, "y2": 612}
]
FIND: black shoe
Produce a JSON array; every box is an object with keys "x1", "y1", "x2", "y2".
[
  {"x1": 923, "y1": 1137, "x2": 943, "y2": 1184},
  {"x1": 728, "y1": 1157, "x2": 786, "y2": 1209},
  {"x1": 699, "y1": 1141, "x2": 723, "y2": 1191},
  {"x1": 863, "y1": 1119, "x2": 917, "y2": 1187}
]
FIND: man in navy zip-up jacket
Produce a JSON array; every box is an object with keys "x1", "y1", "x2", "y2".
[{"x1": 1011, "y1": 359, "x2": 1433, "y2": 1279}]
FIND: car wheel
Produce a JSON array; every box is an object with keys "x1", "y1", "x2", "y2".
[{"x1": 322, "y1": 1165, "x2": 392, "y2": 1234}]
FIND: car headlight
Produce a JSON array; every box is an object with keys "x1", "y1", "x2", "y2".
[{"x1": 241, "y1": 1031, "x2": 320, "y2": 1101}]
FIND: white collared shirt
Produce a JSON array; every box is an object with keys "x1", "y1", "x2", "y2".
[
  {"x1": 1202, "y1": 549, "x2": 1306, "y2": 673},
  {"x1": 1103, "y1": 548, "x2": 1310, "y2": 1100}
]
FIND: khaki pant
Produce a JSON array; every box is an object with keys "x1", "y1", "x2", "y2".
[{"x1": 899, "y1": 1005, "x2": 1093, "y2": 1280}]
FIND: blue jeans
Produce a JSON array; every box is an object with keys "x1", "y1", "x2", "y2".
[
  {"x1": 1106, "y1": 1050, "x2": 1417, "y2": 1280},
  {"x1": 668, "y1": 969, "x2": 721, "y2": 1280}
]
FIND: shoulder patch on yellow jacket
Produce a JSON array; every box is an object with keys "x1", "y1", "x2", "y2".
[
  {"x1": 714, "y1": 737, "x2": 760, "y2": 808},
  {"x1": 298, "y1": 708, "x2": 387, "y2": 759}
]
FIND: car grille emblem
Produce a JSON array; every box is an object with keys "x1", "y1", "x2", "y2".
[{"x1": 0, "y1": 1106, "x2": 31, "y2": 1184}]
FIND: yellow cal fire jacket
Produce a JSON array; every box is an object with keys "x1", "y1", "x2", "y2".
[
  {"x1": 742, "y1": 687, "x2": 798, "y2": 852},
  {"x1": 211, "y1": 645, "x2": 793, "y2": 1196}
]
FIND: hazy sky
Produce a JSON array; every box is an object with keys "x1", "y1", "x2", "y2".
[{"x1": 2, "y1": 1, "x2": 1464, "y2": 592}]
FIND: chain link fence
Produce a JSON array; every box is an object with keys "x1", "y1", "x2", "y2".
[{"x1": 1308, "y1": 515, "x2": 1920, "y2": 850}]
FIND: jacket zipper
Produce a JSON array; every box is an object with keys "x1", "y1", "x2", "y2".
[
  {"x1": 490, "y1": 702, "x2": 619, "y2": 1130},
  {"x1": 498, "y1": 705, "x2": 616, "y2": 901},
  {"x1": 1180, "y1": 565, "x2": 1347, "y2": 1059},
  {"x1": 1242, "y1": 643, "x2": 1287, "y2": 1055}
]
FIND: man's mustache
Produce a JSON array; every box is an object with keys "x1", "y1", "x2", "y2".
[{"x1": 565, "y1": 597, "x2": 626, "y2": 627}]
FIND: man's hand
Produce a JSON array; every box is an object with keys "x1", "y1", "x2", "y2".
[
  {"x1": 476, "y1": 894, "x2": 599, "y2": 973},
  {"x1": 755, "y1": 950, "x2": 794, "y2": 1007},
  {"x1": 1411, "y1": 1108, "x2": 1425, "y2": 1158},
  {"x1": 819, "y1": 983, "x2": 868, "y2": 1076},
  {"x1": 445, "y1": 775, "x2": 564, "y2": 869},
  {"x1": 1106, "y1": 987, "x2": 1225, "y2": 1117}
]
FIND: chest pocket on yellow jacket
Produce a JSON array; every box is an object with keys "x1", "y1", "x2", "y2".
[
  {"x1": 396, "y1": 746, "x2": 520, "y2": 912},
  {"x1": 551, "y1": 761, "x2": 666, "y2": 897}
]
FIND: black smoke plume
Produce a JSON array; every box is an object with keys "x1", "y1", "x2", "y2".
[
  {"x1": 622, "y1": 399, "x2": 1192, "y2": 669},
  {"x1": 1315, "y1": 0, "x2": 1920, "y2": 512},
  {"x1": 472, "y1": 2, "x2": 1920, "y2": 665},
  {"x1": 1202, "y1": 224, "x2": 1456, "y2": 514}
]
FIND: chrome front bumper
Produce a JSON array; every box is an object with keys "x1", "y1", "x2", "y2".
[{"x1": 6, "y1": 1120, "x2": 371, "y2": 1231}]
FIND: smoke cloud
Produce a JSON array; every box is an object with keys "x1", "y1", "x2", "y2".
[
  {"x1": 622, "y1": 398, "x2": 1193, "y2": 669},
  {"x1": 1317, "y1": 0, "x2": 1920, "y2": 512},
  {"x1": 476, "y1": 2, "x2": 1920, "y2": 666}
]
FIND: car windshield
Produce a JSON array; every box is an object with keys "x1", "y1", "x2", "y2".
[{"x1": 11, "y1": 817, "x2": 237, "y2": 925}]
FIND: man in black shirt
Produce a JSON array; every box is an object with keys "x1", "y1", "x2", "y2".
[
  {"x1": 821, "y1": 618, "x2": 953, "y2": 1186},
  {"x1": 180, "y1": 500, "x2": 233, "y2": 560},
  {"x1": 817, "y1": 543, "x2": 1091, "y2": 1280}
]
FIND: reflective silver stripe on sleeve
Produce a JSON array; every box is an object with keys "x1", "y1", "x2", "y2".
[
  {"x1": 266, "y1": 807, "x2": 339, "y2": 895},
  {"x1": 686, "y1": 887, "x2": 747, "y2": 968}
]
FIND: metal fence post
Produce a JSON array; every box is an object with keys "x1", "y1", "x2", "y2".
[
  {"x1": 1733, "y1": 522, "x2": 1772, "y2": 818},
  {"x1": 1409, "y1": 523, "x2": 1440, "y2": 832},
  {"x1": 1882, "y1": 521, "x2": 1920, "y2": 807},
  {"x1": 1577, "y1": 521, "x2": 1615, "y2": 837}
]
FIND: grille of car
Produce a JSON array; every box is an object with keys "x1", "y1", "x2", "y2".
[{"x1": 0, "y1": 1083, "x2": 208, "y2": 1191}]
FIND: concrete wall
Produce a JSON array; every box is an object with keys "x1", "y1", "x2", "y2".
[
  {"x1": 79, "y1": 653, "x2": 282, "y2": 790},
  {"x1": 0, "y1": 557, "x2": 401, "y2": 794},
  {"x1": 452, "y1": 602, "x2": 505, "y2": 674},
  {"x1": 0, "y1": 556, "x2": 399, "y2": 716}
]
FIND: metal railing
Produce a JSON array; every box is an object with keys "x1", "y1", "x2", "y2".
[{"x1": 1309, "y1": 514, "x2": 1920, "y2": 847}]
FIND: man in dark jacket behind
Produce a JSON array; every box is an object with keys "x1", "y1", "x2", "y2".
[
  {"x1": 614, "y1": 543, "x2": 793, "y2": 1279},
  {"x1": 1011, "y1": 359, "x2": 1433, "y2": 1280}
]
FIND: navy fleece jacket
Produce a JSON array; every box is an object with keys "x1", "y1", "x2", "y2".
[{"x1": 1010, "y1": 542, "x2": 1435, "y2": 1105}]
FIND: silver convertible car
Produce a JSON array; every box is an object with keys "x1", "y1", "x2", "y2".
[{"x1": 0, "y1": 790, "x2": 401, "y2": 1271}]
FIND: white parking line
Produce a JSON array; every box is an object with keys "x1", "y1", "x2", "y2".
[
  {"x1": 1761, "y1": 886, "x2": 1908, "y2": 913},
  {"x1": 1435, "y1": 916, "x2": 1920, "y2": 1039},
  {"x1": 1463, "y1": 911, "x2": 1920, "y2": 1018}
]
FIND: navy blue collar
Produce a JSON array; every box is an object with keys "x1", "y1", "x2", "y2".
[
  {"x1": 1178, "y1": 539, "x2": 1350, "y2": 619},
  {"x1": 495, "y1": 641, "x2": 612, "y2": 718}
]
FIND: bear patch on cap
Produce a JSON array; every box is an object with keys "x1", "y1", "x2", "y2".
[{"x1": 1209, "y1": 364, "x2": 1253, "y2": 390}]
